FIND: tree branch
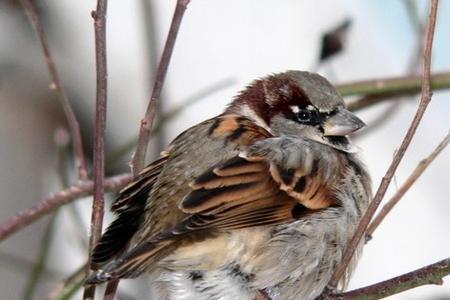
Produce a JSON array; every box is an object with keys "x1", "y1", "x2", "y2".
[
  {"x1": 83, "y1": 2, "x2": 109, "y2": 300},
  {"x1": 18, "y1": 0, "x2": 89, "y2": 180},
  {"x1": 337, "y1": 72, "x2": 450, "y2": 99},
  {"x1": 323, "y1": 258, "x2": 450, "y2": 300},
  {"x1": 0, "y1": 173, "x2": 131, "y2": 242},
  {"x1": 366, "y1": 131, "x2": 450, "y2": 239},
  {"x1": 327, "y1": 0, "x2": 439, "y2": 290},
  {"x1": 338, "y1": 71, "x2": 450, "y2": 111},
  {"x1": 130, "y1": 0, "x2": 190, "y2": 175}
]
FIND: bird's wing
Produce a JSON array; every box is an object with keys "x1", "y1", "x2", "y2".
[{"x1": 177, "y1": 151, "x2": 337, "y2": 231}]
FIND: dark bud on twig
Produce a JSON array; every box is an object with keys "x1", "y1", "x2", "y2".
[{"x1": 319, "y1": 19, "x2": 352, "y2": 62}]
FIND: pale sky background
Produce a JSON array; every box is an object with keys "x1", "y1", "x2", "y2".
[{"x1": 0, "y1": 1, "x2": 449, "y2": 299}]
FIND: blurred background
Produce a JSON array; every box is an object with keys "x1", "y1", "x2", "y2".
[{"x1": 0, "y1": 0, "x2": 449, "y2": 299}]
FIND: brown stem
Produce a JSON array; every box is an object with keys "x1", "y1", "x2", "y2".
[
  {"x1": 83, "y1": 2, "x2": 109, "y2": 300},
  {"x1": 323, "y1": 258, "x2": 450, "y2": 300},
  {"x1": 337, "y1": 72, "x2": 450, "y2": 100},
  {"x1": 18, "y1": 0, "x2": 89, "y2": 180},
  {"x1": 130, "y1": 0, "x2": 190, "y2": 175},
  {"x1": 327, "y1": 0, "x2": 439, "y2": 289},
  {"x1": 366, "y1": 131, "x2": 450, "y2": 239},
  {"x1": 0, "y1": 173, "x2": 131, "y2": 242},
  {"x1": 140, "y1": 0, "x2": 165, "y2": 152},
  {"x1": 0, "y1": 174, "x2": 130, "y2": 242},
  {"x1": 339, "y1": 71, "x2": 450, "y2": 111}
]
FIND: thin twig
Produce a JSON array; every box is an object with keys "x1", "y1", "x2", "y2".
[
  {"x1": 83, "y1": 2, "x2": 109, "y2": 300},
  {"x1": 323, "y1": 258, "x2": 450, "y2": 300},
  {"x1": 338, "y1": 72, "x2": 450, "y2": 98},
  {"x1": 18, "y1": 0, "x2": 89, "y2": 180},
  {"x1": 338, "y1": 71, "x2": 450, "y2": 110},
  {"x1": 326, "y1": 0, "x2": 439, "y2": 290},
  {"x1": 0, "y1": 173, "x2": 131, "y2": 242},
  {"x1": 404, "y1": 0, "x2": 427, "y2": 75},
  {"x1": 130, "y1": 0, "x2": 191, "y2": 175},
  {"x1": 140, "y1": 0, "x2": 165, "y2": 152},
  {"x1": 366, "y1": 131, "x2": 450, "y2": 238}
]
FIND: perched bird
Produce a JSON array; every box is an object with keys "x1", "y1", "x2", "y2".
[{"x1": 86, "y1": 71, "x2": 372, "y2": 300}]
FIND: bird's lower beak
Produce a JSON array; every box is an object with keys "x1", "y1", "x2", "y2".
[{"x1": 323, "y1": 108, "x2": 365, "y2": 136}]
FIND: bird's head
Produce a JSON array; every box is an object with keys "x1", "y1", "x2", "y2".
[{"x1": 227, "y1": 70, "x2": 365, "y2": 152}]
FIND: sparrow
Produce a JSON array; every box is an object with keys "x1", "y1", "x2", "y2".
[{"x1": 86, "y1": 71, "x2": 372, "y2": 300}]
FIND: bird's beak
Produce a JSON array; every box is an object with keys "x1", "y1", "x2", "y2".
[{"x1": 323, "y1": 108, "x2": 365, "y2": 136}]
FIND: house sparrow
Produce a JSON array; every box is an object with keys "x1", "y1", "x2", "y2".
[{"x1": 86, "y1": 71, "x2": 372, "y2": 300}]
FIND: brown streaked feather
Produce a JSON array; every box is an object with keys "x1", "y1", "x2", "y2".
[
  {"x1": 112, "y1": 154, "x2": 169, "y2": 213},
  {"x1": 91, "y1": 153, "x2": 170, "y2": 264},
  {"x1": 181, "y1": 178, "x2": 277, "y2": 214},
  {"x1": 213, "y1": 156, "x2": 266, "y2": 176},
  {"x1": 193, "y1": 197, "x2": 301, "y2": 230},
  {"x1": 269, "y1": 162, "x2": 336, "y2": 209},
  {"x1": 190, "y1": 172, "x2": 267, "y2": 190},
  {"x1": 209, "y1": 115, "x2": 271, "y2": 146}
]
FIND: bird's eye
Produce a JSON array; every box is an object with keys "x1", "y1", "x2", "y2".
[{"x1": 296, "y1": 110, "x2": 312, "y2": 122}]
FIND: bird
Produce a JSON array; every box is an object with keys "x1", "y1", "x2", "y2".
[{"x1": 86, "y1": 70, "x2": 372, "y2": 300}]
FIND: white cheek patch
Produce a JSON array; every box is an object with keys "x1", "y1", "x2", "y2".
[{"x1": 306, "y1": 105, "x2": 315, "y2": 111}]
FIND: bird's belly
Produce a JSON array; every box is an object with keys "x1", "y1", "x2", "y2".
[{"x1": 156, "y1": 215, "x2": 349, "y2": 300}]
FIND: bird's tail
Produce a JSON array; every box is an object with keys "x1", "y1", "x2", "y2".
[{"x1": 85, "y1": 238, "x2": 178, "y2": 285}]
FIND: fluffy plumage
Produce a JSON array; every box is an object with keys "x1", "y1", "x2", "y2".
[{"x1": 86, "y1": 71, "x2": 371, "y2": 300}]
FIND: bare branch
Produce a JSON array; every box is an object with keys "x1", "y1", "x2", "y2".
[
  {"x1": 327, "y1": 0, "x2": 439, "y2": 290},
  {"x1": 130, "y1": 0, "x2": 191, "y2": 175},
  {"x1": 338, "y1": 72, "x2": 450, "y2": 99},
  {"x1": 339, "y1": 71, "x2": 450, "y2": 111},
  {"x1": 83, "y1": 2, "x2": 109, "y2": 300},
  {"x1": 323, "y1": 258, "x2": 450, "y2": 300},
  {"x1": 366, "y1": 131, "x2": 450, "y2": 238},
  {"x1": 0, "y1": 173, "x2": 131, "y2": 242},
  {"x1": 18, "y1": 0, "x2": 89, "y2": 180}
]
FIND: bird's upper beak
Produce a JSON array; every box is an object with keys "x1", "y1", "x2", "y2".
[{"x1": 323, "y1": 108, "x2": 365, "y2": 136}]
